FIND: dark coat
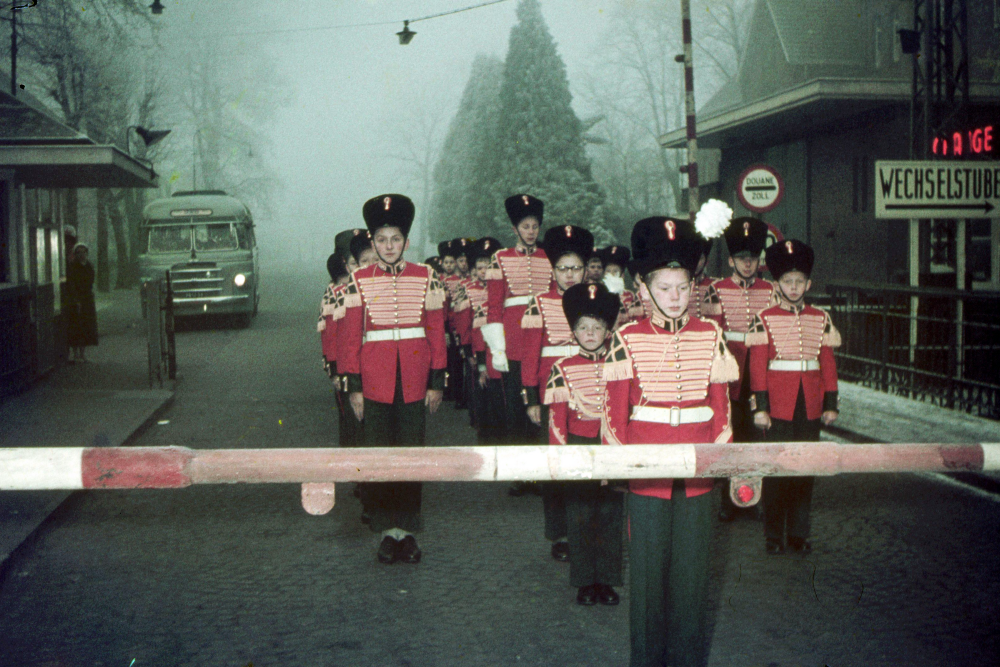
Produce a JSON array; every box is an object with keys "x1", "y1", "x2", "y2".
[{"x1": 66, "y1": 260, "x2": 98, "y2": 347}]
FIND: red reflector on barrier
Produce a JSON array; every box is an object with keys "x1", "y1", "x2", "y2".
[{"x1": 737, "y1": 484, "x2": 754, "y2": 504}]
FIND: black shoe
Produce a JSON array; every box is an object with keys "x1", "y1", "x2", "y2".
[
  {"x1": 718, "y1": 506, "x2": 735, "y2": 522},
  {"x1": 597, "y1": 584, "x2": 620, "y2": 606},
  {"x1": 788, "y1": 537, "x2": 812, "y2": 555},
  {"x1": 551, "y1": 541, "x2": 570, "y2": 562},
  {"x1": 377, "y1": 536, "x2": 399, "y2": 564},
  {"x1": 397, "y1": 535, "x2": 422, "y2": 564},
  {"x1": 765, "y1": 539, "x2": 784, "y2": 555},
  {"x1": 576, "y1": 585, "x2": 598, "y2": 606}
]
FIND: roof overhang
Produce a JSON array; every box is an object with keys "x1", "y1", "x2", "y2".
[
  {"x1": 660, "y1": 78, "x2": 1000, "y2": 150},
  {"x1": 0, "y1": 144, "x2": 158, "y2": 188}
]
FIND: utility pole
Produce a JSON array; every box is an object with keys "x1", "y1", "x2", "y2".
[
  {"x1": 6, "y1": 1, "x2": 36, "y2": 97},
  {"x1": 678, "y1": 0, "x2": 699, "y2": 217}
]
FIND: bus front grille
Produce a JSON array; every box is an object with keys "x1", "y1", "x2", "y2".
[{"x1": 169, "y1": 263, "x2": 225, "y2": 298}]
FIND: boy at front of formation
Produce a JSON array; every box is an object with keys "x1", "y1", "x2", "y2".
[
  {"x1": 338, "y1": 194, "x2": 447, "y2": 566},
  {"x1": 747, "y1": 239, "x2": 841, "y2": 555},
  {"x1": 545, "y1": 282, "x2": 624, "y2": 607},
  {"x1": 603, "y1": 216, "x2": 738, "y2": 667},
  {"x1": 521, "y1": 224, "x2": 594, "y2": 562}
]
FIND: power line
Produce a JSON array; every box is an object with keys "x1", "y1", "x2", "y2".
[{"x1": 221, "y1": 0, "x2": 513, "y2": 39}]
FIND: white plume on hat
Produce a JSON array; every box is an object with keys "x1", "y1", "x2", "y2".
[{"x1": 694, "y1": 199, "x2": 733, "y2": 239}]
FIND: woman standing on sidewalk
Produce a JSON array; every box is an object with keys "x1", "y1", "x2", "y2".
[{"x1": 66, "y1": 243, "x2": 98, "y2": 363}]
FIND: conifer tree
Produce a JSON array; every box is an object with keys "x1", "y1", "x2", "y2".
[{"x1": 490, "y1": 0, "x2": 609, "y2": 241}]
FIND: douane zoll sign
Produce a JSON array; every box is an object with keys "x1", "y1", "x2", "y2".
[
  {"x1": 737, "y1": 164, "x2": 784, "y2": 213},
  {"x1": 875, "y1": 160, "x2": 1000, "y2": 219}
]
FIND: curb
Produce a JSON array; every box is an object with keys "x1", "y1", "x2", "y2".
[{"x1": 0, "y1": 391, "x2": 175, "y2": 584}]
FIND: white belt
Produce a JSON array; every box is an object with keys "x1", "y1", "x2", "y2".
[
  {"x1": 769, "y1": 359, "x2": 820, "y2": 372},
  {"x1": 724, "y1": 331, "x2": 746, "y2": 342},
  {"x1": 364, "y1": 327, "x2": 425, "y2": 343},
  {"x1": 541, "y1": 345, "x2": 579, "y2": 358},
  {"x1": 504, "y1": 296, "x2": 532, "y2": 307},
  {"x1": 630, "y1": 405, "x2": 714, "y2": 427}
]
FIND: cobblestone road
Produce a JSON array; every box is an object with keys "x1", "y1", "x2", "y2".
[{"x1": 1, "y1": 268, "x2": 998, "y2": 667}]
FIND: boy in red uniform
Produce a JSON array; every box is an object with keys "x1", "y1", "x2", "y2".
[
  {"x1": 483, "y1": 194, "x2": 553, "y2": 450},
  {"x1": 319, "y1": 253, "x2": 351, "y2": 442},
  {"x1": 747, "y1": 239, "x2": 840, "y2": 555},
  {"x1": 522, "y1": 224, "x2": 593, "y2": 562},
  {"x1": 545, "y1": 282, "x2": 623, "y2": 606},
  {"x1": 339, "y1": 194, "x2": 448, "y2": 565},
  {"x1": 438, "y1": 240, "x2": 466, "y2": 406},
  {"x1": 603, "y1": 216, "x2": 738, "y2": 667},
  {"x1": 593, "y1": 246, "x2": 637, "y2": 327},
  {"x1": 467, "y1": 237, "x2": 504, "y2": 444}
]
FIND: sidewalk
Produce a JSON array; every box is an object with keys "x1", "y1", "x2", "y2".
[
  {"x1": 826, "y1": 381, "x2": 1000, "y2": 487},
  {"x1": 0, "y1": 286, "x2": 173, "y2": 576}
]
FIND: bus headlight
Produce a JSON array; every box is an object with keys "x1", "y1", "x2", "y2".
[{"x1": 234, "y1": 273, "x2": 247, "y2": 287}]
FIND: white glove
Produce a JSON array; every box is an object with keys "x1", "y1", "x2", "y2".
[{"x1": 491, "y1": 350, "x2": 509, "y2": 373}]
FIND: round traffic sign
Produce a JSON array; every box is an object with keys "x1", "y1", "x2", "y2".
[{"x1": 737, "y1": 164, "x2": 784, "y2": 213}]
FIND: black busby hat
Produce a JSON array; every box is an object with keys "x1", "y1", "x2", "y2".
[
  {"x1": 335, "y1": 229, "x2": 365, "y2": 261},
  {"x1": 765, "y1": 239, "x2": 814, "y2": 279},
  {"x1": 469, "y1": 236, "x2": 500, "y2": 264},
  {"x1": 630, "y1": 217, "x2": 703, "y2": 278},
  {"x1": 596, "y1": 245, "x2": 631, "y2": 269},
  {"x1": 724, "y1": 217, "x2": 769, "y2": 257},
  {"x1": 362, "y1": 194, "x2": 414, "y2": 237},
  {"x1": 562, "y1": 282, "x2": 620, "y2": 330},
  {"x1": 505, "y1": 194, "x2": 544, "y2": 226},
  {"x1": 542, "y1": 225, "x2": 594, "y2": 267},
  {"x1": 326, "y1": 253, "x2": 349, "y2": 283},
  {"x1": 452, "y1": 237, "x2": 475, "y2": 261},
  {"x1": 349, "y1": 230, "x2": 373, "y2": 263},
  {"x1": 425, "y1": 256, "x2": 443, "y2": 273},
  {"x1": 438, "y1": 240, "x2": 457, "y2": 259}
]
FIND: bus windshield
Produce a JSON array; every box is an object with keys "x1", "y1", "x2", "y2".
[{"x1": 147, "y1": 223, "x2": 241, "y2": 253}]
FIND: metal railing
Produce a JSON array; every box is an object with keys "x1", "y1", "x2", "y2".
[
  {"x1": 827, "y1": 282, "x2": 1000, "y2": 419},
  {"x1": 140, "y1": 273, "x2": 176, "y2": 388}
]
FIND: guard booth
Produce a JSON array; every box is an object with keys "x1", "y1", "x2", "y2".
[{"x1": 0, "y1": 85, "x2": 159, "y2": 399}]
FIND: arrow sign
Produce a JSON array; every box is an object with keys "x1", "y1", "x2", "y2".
[{"x1": 876, "y1": 160, "x2": 1000, "y2": 219}]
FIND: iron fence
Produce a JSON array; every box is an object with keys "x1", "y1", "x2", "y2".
[{"x1": 826, "y1": 282, "x2": 1000, "y2": 419}]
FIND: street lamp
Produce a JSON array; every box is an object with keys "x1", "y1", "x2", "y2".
[
  {"x1": 397, "y1": 21, "x2": 416, "y2": 45},
  {"x1": 149, "y1": 0, "x2": 164, "y2": 15},
  {"x1": 124, "y1": 125, "x2": 171, "y2": 157}
]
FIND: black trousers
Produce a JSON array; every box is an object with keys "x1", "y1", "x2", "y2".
[
  {"x1": 464, "y1": 352, "x2": 478, "y2": 426},
  {"x1": 500, "y1": 360, "x2": 530, "y2": 445},
  {"x1": 445, "y1": 338, "x2": 465, "y2": 405},
  {"x1": 537, "y1": 404, "x2": 567, "y2": 541},
  {"x1": 762, "y1": 385, "x2": 819, "y2": 544},
  {"x1": 361, "y1": 364, "x2": 425, "y2": 534},
  {"x1": 629, "y1": 486, "x2": 714, "y2": 667},
  {"x1": 565, "y1": 434, "x2": 623, "y2": 587},
  {"x1": 479, "y1": 378, "x2": 506, "y2": 444}
]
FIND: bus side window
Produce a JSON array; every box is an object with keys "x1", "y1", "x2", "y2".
[{"x1": 237, "y1": 225, "x2": 252, "y2": 250}]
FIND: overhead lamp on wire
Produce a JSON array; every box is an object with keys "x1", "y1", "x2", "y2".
[
  {"x1": 397, "y1": 20, "x2": 416, "y2": 45},
  {"x1": 149, "y1": 0, "x2": 164, "y2": 15}
]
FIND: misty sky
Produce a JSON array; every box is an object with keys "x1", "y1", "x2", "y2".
[{"x1": 156, "y1": 0, "x2": 644, "y2": 257}]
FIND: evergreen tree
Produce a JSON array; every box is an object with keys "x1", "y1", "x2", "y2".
[
  {"x1": 429, "y1": 55, "x2": 504, "y2": 241},
  {"x1": 490, "y1": 0, "x2": 609, "y2": 242}
]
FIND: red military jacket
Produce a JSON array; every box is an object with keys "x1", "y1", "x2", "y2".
[
  {"x1": 452, "y1": 276, "x2": 476, "y2": 347},
  {"x1": 319, "y1": 282, "x2": 339, "y2": 364},
  {"x1": 602, "y1": 312, "x2": 738, "y2": 499},
  {"x1": 443, "y1": 274, "x2": 466, "y2": 345},
  {"x1": 617, "y1": 289, "x2": 638, "y2": 327},
  {"x1": 485, "y1": 245, "x2": 553, "y2": 362},
  {"x1": 693, "y1": 274, "x2": 717, "y2": 320},
  {"x1": 746, "y1": 302, "x2": 841, "y2": 421},
  {"x1": 703, "y1": 275, "x2": 777, "y2": 395},
  {"x1": 545, "y1": 348, "x2": 606, "y2": 442},
  {"x1": 338, "y1": 260, "x2": 448, "y2": 404},
  {"x1": 520, "y1": 288, "x2": 577, "y2": 405}
]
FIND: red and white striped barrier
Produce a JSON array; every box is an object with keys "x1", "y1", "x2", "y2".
[{"x1": 4, "y1": 442, "x2": 999, "y2": 514}]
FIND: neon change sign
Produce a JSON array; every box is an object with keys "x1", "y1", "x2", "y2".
[{"x1": 931, "y1": 125, "x2": 995, "y2": 157}]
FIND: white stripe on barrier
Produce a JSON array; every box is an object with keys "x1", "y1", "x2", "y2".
[
  {"x1": 981, "y1": 443, "x2": 1000, "y2": 471},
  {"x1": 0, "y1": 447, "x2": 85, "y2": 490},
  {"x1": 486, "y1": 444, "x2": 697, "y2": 481}
]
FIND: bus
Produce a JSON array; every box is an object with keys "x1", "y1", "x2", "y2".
[{"x1": 138, "y1": 190, "x2": 260, "y2": 324}]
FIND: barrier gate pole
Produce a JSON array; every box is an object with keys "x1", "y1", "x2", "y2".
[{"x1": 2, "y1": 443, "x2": 998, "y2": 515}]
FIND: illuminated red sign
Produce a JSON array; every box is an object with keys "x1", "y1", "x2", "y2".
[{"x1": 931, "y1": 125, "x2": 995, "y2": 157}]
